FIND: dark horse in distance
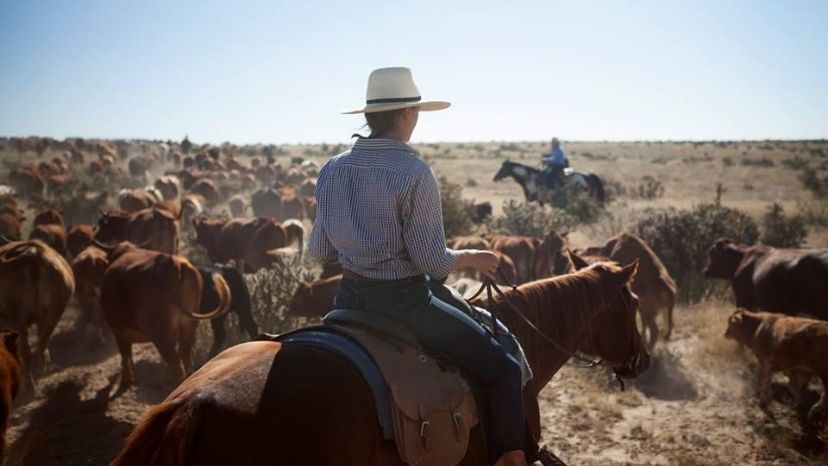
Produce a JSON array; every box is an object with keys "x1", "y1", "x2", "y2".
[
  {"x1": 111, "y1": 260, "x2": 647, "y2": 466},
  {"x1": 494, "y1": 160, "x2": 606, "y2": 203}
]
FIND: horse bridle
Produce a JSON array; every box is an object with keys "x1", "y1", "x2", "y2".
[{"x1": 465, "y1": 269, "x2": 643, "y2": 390}]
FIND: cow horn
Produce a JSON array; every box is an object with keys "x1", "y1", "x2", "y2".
[{"x1": 91, "y1": 238, "x2": 116, "y2": 252}]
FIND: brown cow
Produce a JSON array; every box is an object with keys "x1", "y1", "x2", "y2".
[
  {"x1": 488, "y1": 234, "x2": 540, "y2": 284},
  {"x1": 189, "y1": 179, "x2": 220, "y2": 205},
  {"x1": 71, "y1": 246, "x2": 109, "y2": 343},
  {"x1": 575, "y1": 232, "x2": 677, "y2": 350},
  {"x1": 287, "y1": 275, "x2": 341, "y2": 317},
  {"x1": 725, "y1": 309, "x2": 828, "y2": 432},
  {"x1": 229, "y1": 195, "x2": 246, "y2": 218},
  {"x1": 193, "y1": 217, "x2": 288, "y2": 273},
  {"x1": 29, "y1": 224, "x2": 68, "y2": 256},
  {"x1": 96, "y1": 208, "x2": 179, "y2": 254},
  {"x1": 282, "y1": 219, "x2": 305, "y2": 258},
  {"x1": 0, "y1": 240, "x2": 74, "y2": 384},
  {"x1": 299, "y1": 178, "x2": 316, "y2": 197},
  {"x1": 279, "y1": 189, "x2": 304, "y2": 220},
  {"x1": 251, "y1": 187, "x2": 281, "y2": 219},
  {"x1": 450, "y1": 235, "x2": 491, "y2": 251},
  {"x1": 101, "y1": 245, "x2": 231, "y2": 387},
  {"x1": 154, "y1": 175, "x2": 180, "y2": 200},
  {"x1": 0, "y1": 329, "x2": 21, "y2": 462},
  {"x1": 180, "y1": 194, "x2": 205, "y2": 227},
  {"x1": 118, "y1": 188, "x2": 159, "y2": 213},
  {"x1": 0, "y1": 215, "x2": 22, "y2": 243},
  {"x1": 67, "y1": 224, "x2": 95, "y2": 257},
  {"x1": 8, "y1": 167, "x2": 44, "y2": 198},
  {"x1": 32, "y1": 208, "x2": 64, "y2": 227},
  {"x1": 705, "y1": 239, "x2": 828, "y2": 321}
]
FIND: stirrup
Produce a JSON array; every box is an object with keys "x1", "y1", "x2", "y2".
[{"x1": 537, "y1": 445, "x2": 567, "y2": 466}]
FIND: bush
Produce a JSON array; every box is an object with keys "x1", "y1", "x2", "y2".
[
  {"x1": 635, "y1": 175, "x2": 665, "y2": 200},
  {"x1": 635, "y1": 202, "x2": 759, "y2": 303},
  {"x1": 439, "y1": 176, "x2": 475, "y2": 238},
  {"x1": 538, "y1": 184, "x2": 604, "y2": 225},
  {"x1": 487, "y1": 200, "x2": 577, "y2": 237},
  {"x1": 800, "y1": 168, "x2": 828, "y2": 198},
  {"x1": 760, "y1": 203, "x2": 807, "y2": 248}
]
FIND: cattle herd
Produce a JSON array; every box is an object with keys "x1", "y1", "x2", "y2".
[{"x1": 0, "y1": 135, "x2": 826, "y2": 462}]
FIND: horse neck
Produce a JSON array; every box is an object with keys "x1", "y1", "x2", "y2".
[
  {"x1": 505, "y1": 164, "x2": 538, "y2": 200},
  {"x1": 492, "y1": 276, "x2": 608, "y2": 396}
]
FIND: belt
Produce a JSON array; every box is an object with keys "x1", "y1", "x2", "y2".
[{"x1": 342, "y1": 269, "x2": 424, "y2": 284}]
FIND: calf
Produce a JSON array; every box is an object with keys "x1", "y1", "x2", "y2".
[
  {"x1": 725, "y1": 309, "x2": 828, "y2": 432},
  {"x1": 71, "y1": 246, "x2": 110, "y2": 344},
  {"x1": 287, "y1": 275, "x2": 341, "y2": 318},
  {"x1": 488, "y1": 234, "x2": 539, "y2": 284}
]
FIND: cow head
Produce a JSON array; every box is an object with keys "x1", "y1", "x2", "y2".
[
  {"x1": 704, "y1": 238, "x2": 745, "y2": 279},
  {"x1": 724, "y1": 308, "x2": 760, "y2": 344}
]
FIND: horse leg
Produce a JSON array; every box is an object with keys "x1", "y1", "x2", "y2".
[{"x1": 116, "y1": 336, "x2": 134, "y2": 388}]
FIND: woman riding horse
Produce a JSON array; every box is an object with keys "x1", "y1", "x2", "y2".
[{"x1": 309, "y1": 67, "x2": 530, "y2": 466}]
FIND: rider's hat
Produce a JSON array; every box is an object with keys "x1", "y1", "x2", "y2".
[{"x1": 343, "y1": 67, "x2": 450, "y2": 114}]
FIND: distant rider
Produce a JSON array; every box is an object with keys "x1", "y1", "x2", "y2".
[{"x1": 540, "y1": 138, "x2": 568, "y2": 187}]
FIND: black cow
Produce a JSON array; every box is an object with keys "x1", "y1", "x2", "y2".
[{"x1": 196, "y1": 264, "x2": 258, "y2": 356}]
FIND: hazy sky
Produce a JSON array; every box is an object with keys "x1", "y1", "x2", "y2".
[{"x1": 1, "y1": 0, "x2": 826, "y2": 145}]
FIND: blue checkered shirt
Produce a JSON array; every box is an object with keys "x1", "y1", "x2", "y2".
[{"x1": 308, "y1": 137, "x2": 459, "y2": 280}]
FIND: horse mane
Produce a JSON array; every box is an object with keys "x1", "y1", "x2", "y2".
[
  {"x1": 486, "y1": 263, "x2": 624, "y2": 361},
  {"x1": 505, "y1": 160, "x2": 540, "y2": 174}
]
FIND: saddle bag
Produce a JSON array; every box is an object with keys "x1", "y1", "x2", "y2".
[{"x1": 355, "y1": 331, "x2": 479, "y2": 466}]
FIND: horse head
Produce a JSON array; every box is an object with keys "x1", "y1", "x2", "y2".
[{"x1": 579, "y1": 261, "x2": 650, "y2": 380}]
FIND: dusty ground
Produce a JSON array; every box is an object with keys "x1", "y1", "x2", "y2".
[
  {"x1": 2, "y1": 140, "x2": 827, "y2": 465},
  {"x1": 6, "y1": 300, "x2": 827, "y2": 465}
]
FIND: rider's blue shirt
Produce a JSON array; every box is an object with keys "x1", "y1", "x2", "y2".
[{"x1": 542, "y1": 146, "x2": 567, "y2": 167}]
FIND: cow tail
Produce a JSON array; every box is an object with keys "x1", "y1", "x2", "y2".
[
  {"x1": 664, "y1": 291, "x2": 675, "y2": 340},
  {"x1": 185, "y1": 272, "x2": 231, "y2": 320},
  {"x1": 110, "y1": 399, "x2": 200, "y2": 466}
]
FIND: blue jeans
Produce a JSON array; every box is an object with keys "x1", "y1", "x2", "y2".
[{"x1": 335, "y1": 275, "x2": 526, "y2": 457}]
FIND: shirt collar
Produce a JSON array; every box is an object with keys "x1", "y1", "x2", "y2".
[{"x1": 352, "y1": 137, "x2": 418, "y2": 156}]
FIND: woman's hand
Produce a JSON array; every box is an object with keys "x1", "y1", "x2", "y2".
[{"x1": 455, "y1": 249, "x2": 500, "y2": 282}]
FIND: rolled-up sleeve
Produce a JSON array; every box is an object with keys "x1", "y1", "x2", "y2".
[{"x1": 401, "y1": 168, "x2": 460, "y2": 279}]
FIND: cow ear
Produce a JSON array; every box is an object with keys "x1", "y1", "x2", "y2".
[
  {"x1": 3, "y1": 331, "x2": 19, "y2": 357},
  {"x1": 567, "y1": 249, "x2": 590, "y2": 270},
  {"x1": 619, "y1": 260, "x2": 639, "y2": 283}
]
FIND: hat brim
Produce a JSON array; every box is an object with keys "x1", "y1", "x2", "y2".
[{"x1": 341, "y1": 100, "x2": 450, "y2": 114}]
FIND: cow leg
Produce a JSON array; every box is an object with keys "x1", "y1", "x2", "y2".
[
  {"x1": 758, "y1": 362, "x2": 773, "y2": 411},
  {"x1": 787, "y1": 371, "x2": 811, "y2": 425},
  {"x1": 209, "y1": 316, "x2": 227, "y2": 358},
  {"x1": 178, "y1": 322, "x2": 198, "y2": 376},
  {"x1": 116, "y1": 337, "x2": 134, "y2": 388},
  {"x1": 154, "y1": 337, "x2": 186, "y2": 383},
  {"x1": 663, "y1": 293, "x2": 675, "y2": 341},
  {"x1": 33, "y1": 308, "x2": 62, "y2": 375},
  {"x1": 642, "y1": 311, "x2": 658, "y2": 352},
  {"x1": 806, "y1": 371, "x2": 828, "y2": 433}
]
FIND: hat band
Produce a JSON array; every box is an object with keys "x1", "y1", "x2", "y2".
[{"x1": 366, "y1": 96, "x2": 422, "y2": 105}]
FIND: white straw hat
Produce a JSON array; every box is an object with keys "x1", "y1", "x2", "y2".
[{"x1": 342, "y1": 67, "x2": 451, "y2": 114}]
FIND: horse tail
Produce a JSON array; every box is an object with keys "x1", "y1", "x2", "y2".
[
  {"x1": 110, "y1": 399, "x2": 200, "y2": 466},
  {"x1": 588, "y1": 174, "x2": 606, "y2": 203}
]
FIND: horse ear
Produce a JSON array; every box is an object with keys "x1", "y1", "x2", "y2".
[
  {"x1": 567, "y1": 249, "x2": 590, "y2": 270},
  {"x1": 619, "y1": 259, "x2": 639, "y2": 283}
]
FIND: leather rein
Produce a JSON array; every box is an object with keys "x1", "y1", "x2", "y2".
[{"x1": 464, "y1": 269, "x2": 642, "y2": 390}]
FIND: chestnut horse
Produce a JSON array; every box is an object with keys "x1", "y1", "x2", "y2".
[{"x1": 111, "y1": 261, "x2": 648, "y2": 466}]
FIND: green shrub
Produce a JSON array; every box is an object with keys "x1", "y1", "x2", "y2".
[
  {"x1": 538, "y1": 184, "x2": 604, "y2": 225},
  {"x1": 760, "y1": 203, "x2": 807, "y2": 248},
  {"x1": 635, "y1": 202, "x2": 759, "y2": 303},
  {"x1": 800, "y1": 168, "x2": 828, "y2": 198},
  {"x1": 635, "y1": 175, "x2": 665, "y2": 200},
  {"x1": 487, "y1": 200, "x2": 577, "y2": 237},
  {"x1": 438, "y1": 176, "x2": 475, "y2": 238}
]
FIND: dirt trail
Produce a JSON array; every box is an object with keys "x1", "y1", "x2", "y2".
[{"x1": 5, "y1": 302, "x2": 827, "y2": 465}]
